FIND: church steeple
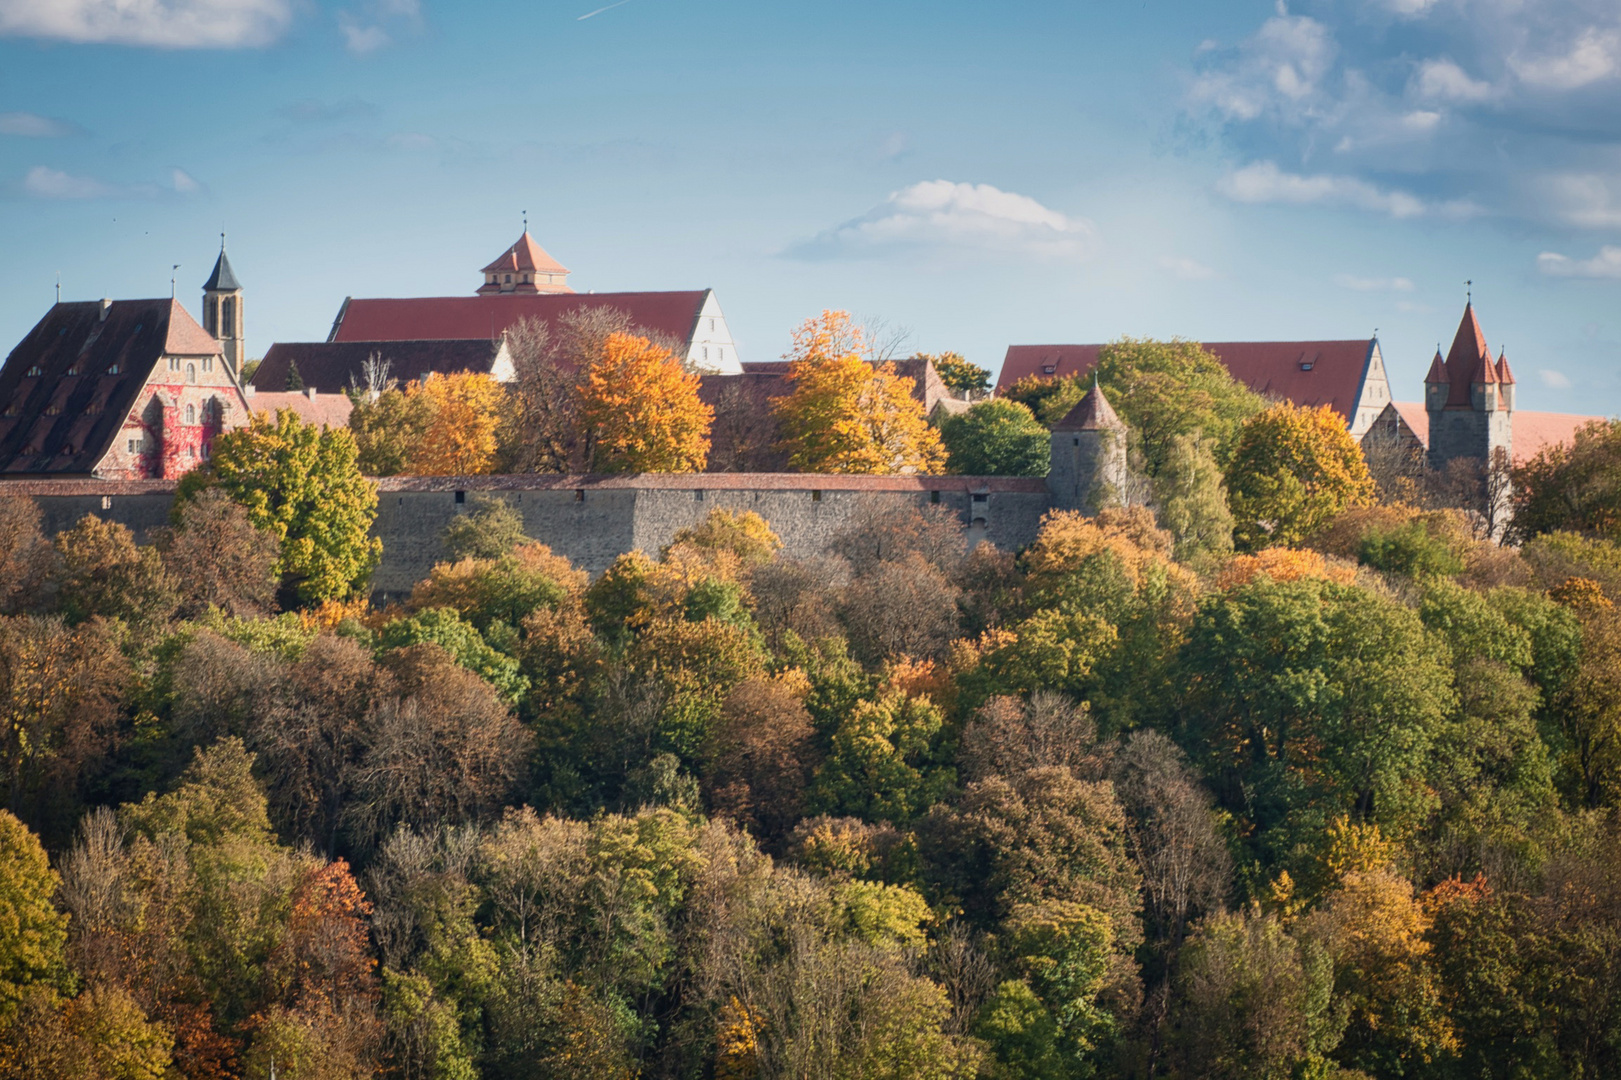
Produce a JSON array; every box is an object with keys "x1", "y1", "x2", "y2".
[
  {"x1": 477, "y1": 229, "x2": 573, "y2": 295},
  {"x1": 201, "y1": 234, "x2": 243, "y2": 376}
]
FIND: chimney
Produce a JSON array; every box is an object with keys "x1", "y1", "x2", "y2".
[
  {"x1": 99, "y1": 298, "x2": 112, "y2": 321},
  {"x1": 304, "y1": 387, "x2": 317, "y2": 400}
]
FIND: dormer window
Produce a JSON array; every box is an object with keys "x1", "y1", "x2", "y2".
[
  {"x1": 66, "y1": 365, "x2": 79, "y2": 376},
  {"x1": 107, "y1": 363, "x2": 120, "y2": 375},
  {"x1": 25, "y1": 366, "x2": 41, "y2": 377},
  {"x1": 505, "y1": 274, "x2": 512, "y2": 283},
  {"x1": 1300, "y1": 361, "x2": 1314, "y2": 371},
  {"x1": 1042, "y1": 365, "x2": 1056, "y2": 375}
]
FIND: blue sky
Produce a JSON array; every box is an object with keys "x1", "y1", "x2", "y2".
[{"x1": 2, "y1": 0, "x2": 1620, "y2": 413}]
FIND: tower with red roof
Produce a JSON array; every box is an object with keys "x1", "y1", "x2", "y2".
[
  {"x1": 477, "y1": 230, "x2": 573, "y2": 295},
  {"x1": 1423, "y1": 302, "x2": 1513, "y2": 470},
  {"x1": 1048, "y1": 378, "x2": 1127, "y2": 514}
]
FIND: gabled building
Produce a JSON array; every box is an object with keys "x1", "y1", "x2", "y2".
[
  {"x1": 0, "y1": 298, "x2": 247, "y2": 479},
  {"x1": 299, "y1": 230, "x2": 742, "y2": 375},
  {"x1": 998, "y1": 338, "x2": 1393, "y2": 438},
  {"x1": 1421, "y1": 302, "x2": 1513, "y2": 469}
]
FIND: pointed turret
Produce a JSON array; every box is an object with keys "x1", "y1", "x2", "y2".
[
  {"x1": 477, "y1": 230, "x2": 573, "y2": 295},
  {"x1": 201, "y1": 234, "x2": 243, "y2": 376},
  {"x1": 1052, "y1": 377, "x2": 1125, "y2": 432},
  {"x1": 1048, "y1": 377, "x2": 1127, "y2": 514},
  {"x1": 1426, "y1": 299, "x2": 1512, "y2": 471}
]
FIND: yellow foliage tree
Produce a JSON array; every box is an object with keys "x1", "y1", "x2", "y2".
[
  {"x1": 1225, "y1": 402, "x2": 1375, "y2": 550},
  {"x1": 405, "y1": 371, "x2": 508, "y2": 476},
  {"x1": 772, "y1": 312, "x2": 946, "y2": 475},
  {"x1": 578, "y1": 333, "x2": 713, "y2": 473}
]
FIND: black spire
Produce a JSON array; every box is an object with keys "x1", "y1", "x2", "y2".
[{"x1": 203, "y1": 234, "x2": 240, "y2": 291}]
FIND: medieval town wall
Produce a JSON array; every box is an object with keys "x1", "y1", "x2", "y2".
[{"x1": 5, "y1": 474, "x2": 1053, "y2": 603}]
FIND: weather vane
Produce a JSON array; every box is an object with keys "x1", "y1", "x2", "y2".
[
  {"x1": 171, "y1": 264, "x2": 180, "y2": 299},
  {"x1": 1466, "y1": 279, "x2": 1472, "y2": 303},
  {"x1": 522, "y1": 209, "x2": 528, "y2": 232}
]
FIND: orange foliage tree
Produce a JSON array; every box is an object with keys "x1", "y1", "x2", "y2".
[
  {"x1": 1217, "y1": 547, "x2": 1358, "y2": 591},
  {"x1": 772, "y1": 310, "x2": 946, "y2": 475},
  {"x1": 405, "y1": 371, "x2": 508, "y2": 476},
  {"x1": 577, "y1": 333, "x2": 713, "y2": 473}
]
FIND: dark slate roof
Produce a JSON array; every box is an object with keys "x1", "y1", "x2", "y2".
[
  {"x1": 251, "y1": 339, "x2": 504, "y2": 393},
  {"x1": 203, "y1": 248, "x2": 240, "y2": 291},
  {"x1": 0, "y1": 299, "x2": 218, "y2": 476}
]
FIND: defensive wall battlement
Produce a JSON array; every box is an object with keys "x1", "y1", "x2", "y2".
[{"x1": 5, "y1": 473, "x2": 1055, "y2": 602}]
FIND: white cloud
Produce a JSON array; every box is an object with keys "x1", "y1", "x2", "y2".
[
  {"x1": 170, "y1": 167, "x2": 200, "y2": 193},
  {"x1": 1159, "y1": 256, "x2": 1215, "y2": 280},
  {"x1": 794, "y1": 180, "x2": 1097, "y2": 260},
  {"x1": 1334, "y1": 273, "x2": 1415, "y2": 291},
  {"x1": 0, "y1": 0, "x2": 292, "y2": 48},
  {"x1": 1543, "y1": 174, "x2": 1621, "y2": 228},
  {"x1": 1411, "y1": 59, "x2": 1493, "y2": 104},
  {"x1": 1539, "y1": 369, "x2": 1573, "y2": 389},
  {"x1": 1537, "y1": 246, "x2": 1621, "y2": 278},
  {"x1": 1376, "y1": 0, "x2": 1441, "y2": 16},
  {"x1": 0, "y1": 111, "x2": 78, "y2": 137},
  {"x1": 337, "y1": 0, "x2": 420, "y2": 55},
  {"x1": 23, "y1": 165, "x2": 112, "y2": 199},
  {"x1": 1216, "y1": 160, "x2": 1477, "y2": 219},
  {"x1": 1187, "y1": 13, "x2": 1336, "y2": 123},
  {"x1": 1510, "y1": 28, "x2": 1620, "y2": 91}
]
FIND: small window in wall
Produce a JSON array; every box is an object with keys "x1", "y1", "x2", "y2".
[
  {"x1": 574, "y1": 489, "x2": 585, "y2": 502},
  {"x1": 972, "y1": 493, "x2": 988, "y2": 504},
  {"x1": 186, "y1": 404, "x2": 196, "y2": 424},
  {"x1": 203, "y1": 356, "x2": 213, "y2": 373},
  {"x1": 186, "y1": 363, "x2": 196, "y2": 383},
  {"x1": 455, "y1": 490, "x2": 466, "y2": 504},
  {"x1": 127, "y1": 439, "x2": 138, "y2": 453},
  {"x1": 930, "y1": 490, "x2": 941, "y2": 504},
  {"x1": 169, "y1": 357, "x2": 179, "y2": 372},
  {"x1": 710, "y1": 318, "x2": 715, "y2": 331},
  {"x1": 504, "y1": 274, "x2": 512, "y2": 284},
  {"x1": 101, "y1": 496, "x2": 112, "y2": 510},
  {"x1": 695, "y1": 489, "x2": 704, "y2": 501},
  {"x1": 811, "y1": 490, "x2": 822, "y2": 502}
]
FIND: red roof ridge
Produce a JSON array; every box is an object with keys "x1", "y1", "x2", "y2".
[
  {"x1": 162, "y1": 299, "x2": 224, "y2": 356},
  {"x1": 481, "y1": 230, "x2": 569, "y2": 276}
]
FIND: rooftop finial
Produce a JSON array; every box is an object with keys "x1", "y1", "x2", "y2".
[
  {"x1": 220, "y1": 230, "x2": 226, "y2": 252},
  {"x1": 171, "y1": 264, "x2": 180, "y2": 299},
  {"x1": 1466, "y1": 279, "x2": 1472, "y2": 304},
  {"x1": 55, "y1": 272, "x2": 60, "y2": 304},
  {"x1": 522, "y1": 209, "x2": 528, "y2": 233}
]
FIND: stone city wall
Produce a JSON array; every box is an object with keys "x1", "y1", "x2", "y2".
[{"x1": 5, "y1": 474, "x2": 1054, "y2": 601}]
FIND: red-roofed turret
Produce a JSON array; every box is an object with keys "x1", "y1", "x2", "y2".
[
  {"x1": 478, "y1": 230, "x2": 573, "y2": 295},
  {"x1": 1496, "y1": 349, "x2": 1516, "y2": 410},
  {"x1": 1424, "y1": 348, "x2": 1448, "y2": 412}
]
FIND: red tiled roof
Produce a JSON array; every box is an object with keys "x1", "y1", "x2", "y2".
[
  {"x1": 0, "y1": 300, "x2": 232, "y2": 476},
  {"x1": 998, "y1": 340, "x2": 1377, "y2": 424},
  {"x1": 1389, "y1": 401, "x2": 1609, "y2": 466},
  {"x1": 247, "y1": 390, "x2": 354, "y2": 429},
  {"x1": 1053, "y1": 382, "x2": 1124, "y2": 431},
  {"x1": 329, "y1": 291, "x2": 711, "y2": 347},
  {"x1": 0, "y1": 473, "x2": 1051, "y2": 495},
  {"x1": 481, "y1": 231, "x2": 569, "y2": 277},
  {"x1": 1495, "y1": 351, "x2": 1515, "y2": 385},
  {"x1": 253, "y1": 339, "x2": 504, "y2": 393},
  {"x1": 1430, "y1": 303, "x2": 1501, "y2": 408}
]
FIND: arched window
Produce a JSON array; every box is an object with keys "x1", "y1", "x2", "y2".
[
  {"x1": 222, "y1": 297, "x2": 235, "y2": 333},
  {"x1": 186, "y1": 363, "x2": 196, "y2": 384},
  {"x1": 185, "y1": 404, "x2": 196, "y2": 424}
]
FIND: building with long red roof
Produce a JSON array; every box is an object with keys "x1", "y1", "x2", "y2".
[{"x1": 250, "y1": 230, "x2": 745, "y2": 389}]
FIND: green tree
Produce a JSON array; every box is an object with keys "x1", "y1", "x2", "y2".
[
  {"x1": 377, "y1": 607, "x2": 530, "y2": 703},
  {"x1": 811, "y1": 688, "x2": 952, "y2": 825},
  {"x1": 1225, "y1": 402, "x2": 1375, "y2": 551},
  {"x1": 939, "y1": 399, "x2": 1051, "y2": 477},
  {"x1": 1152, "y1": 433, "x2": 1234, "y2": 565},
  {"x1": 0, "y1": 810, "x2": 66, "y2": 1012},
  {"x1": 1177, "y1": 576, "x2": 1453, "y2": 880},
  {"x1": 441, "y1": 495, "x2": 529, "y2": 560},
  {"x1": 1094, "y1": 338, "x2": 1266, "y2": 474},
  {"x1": 919, "y1": 351, "x2": 991, "y2": 398},
  {"x1": 347, "y1": 384, "x2": 434, "y2": 477},
  {"x1": 183, "y1": 408, "x2": 382, "y2": 605}
]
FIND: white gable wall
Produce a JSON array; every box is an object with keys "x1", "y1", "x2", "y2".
[
  {"x1": 1348, "y1": 342, "x2": 1392, "y2": 440},
  {"x1": 685, "y1": 291, "x2": 742, "y2": 375}
]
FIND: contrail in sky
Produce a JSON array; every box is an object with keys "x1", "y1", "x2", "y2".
[{"x1": 577, "y1": 0, "x2": 631, "y2": 19}]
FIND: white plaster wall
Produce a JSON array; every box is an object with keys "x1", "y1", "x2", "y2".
[{"x1": 685, "y1": 291, "x2": 743, "y2": 374}]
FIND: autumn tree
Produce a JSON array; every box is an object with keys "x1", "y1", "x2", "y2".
[
  {"x1": 577, "y1": 332, "x2": 713, "y2": 473},
  {"x1": 0, "y1": 498, "x2": 53, "y2": 615},
  {"x1": 773, "y1": 311, "x2": 947, "y2": 475},
  {"x1": 1225, "y1": 402, "x2": 1375, "y2": 550},
  {"x1": 404, "y1": 371, "x2": 508, "y2": 476},
  {"x1": 1512, "y1": 417, "x2": 1621, "y2": 541},
  {"x1": 938, "y1": 398, "x2": 1050, "y2": 477},
  {"x1": 0, "y1": 810, "x2": 66, "y2": 1011},
  {"x1": 1152, "y1": 432, "x2": 1234, "y2": 565},
  {"x1": 159, "y1": 487, "x2": 281, "y2": 618},
  {"x1": 50, "y1": 514, "x2": 178, "y2": 628},
  {"x1": 183, "y1": 408, "x2": 382, "y2": 604}
]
